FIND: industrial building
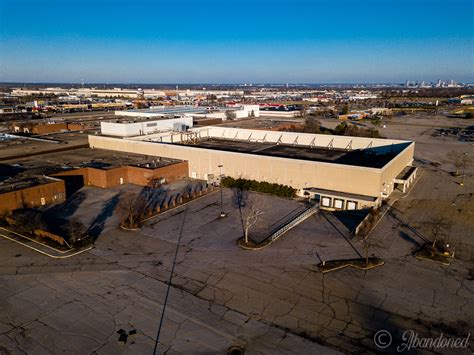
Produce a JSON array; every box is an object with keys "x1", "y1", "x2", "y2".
[
  {"x1": 53, "y1": 159, "x2": 188, "y2": 194},
  {"x1": 0, "y1": 149, "x2": 188, "y2": 213},
  {"x1": 89, "y1": 127, "x2": 417, "y2": 210},
  {"x1": 101, "y1": 116, "x2": 194, "y2": 137},
  {"x1": 0, "y1": 176, "x2": 66, "y2": 213},
  {"x1": 102, "y1": 105, "x2": 260, "y2": 137},
  {"x1": 115, "y1": 105, "x2": 259, "y2": 120}
]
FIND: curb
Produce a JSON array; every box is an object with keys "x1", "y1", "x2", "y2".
[{"x1": 0, "y1": 232, "x2": 92, "y2": 259}]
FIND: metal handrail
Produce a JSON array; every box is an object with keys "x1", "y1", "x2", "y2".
[{"x1": 269, "y1": 204, "x2": 318, "y2": 242}]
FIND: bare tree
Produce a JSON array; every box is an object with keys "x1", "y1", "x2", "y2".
[
  {"x1": 65, "y1": 218, "x2": 87, "y2": 246},
  {"x1": 225, "y1": 111, "x2": 237, "y2": 120},
  {"x1": 303, "y1": 116, "x2": 322, "y2": 133},
  {"x1": 148, "y1": 177, "x2": 164, "y2": 188},
  {"x1": 117, "y1": 191, "x2": 147, "y2": 229},
  {"x1": 447, "y1": 151, "x2": 470, "y2": 176},
  {"x1": 424, "y1": 216, "x2": 449, "y2": 248},
  {"x1": 298, "y1": 104, "x2": 309, "y2": 119},
  {"x1": 12, "y1": 209, "x2": 47, "y2": 234},
  {"x1": 363, "y1": 234, "x2": 371, "y2": 267},
  {"x1": 241, "y1": 196, "x2": 266, "y2": 244}
]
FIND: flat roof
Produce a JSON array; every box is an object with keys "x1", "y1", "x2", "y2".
[
  {"x1": 0, "y1": 148, "x2": 183, "y2": 180},
  {"x1": 175, "y1": 137, "x2": 406, "y2": 168},
  {"x1": 128, "y1": 107, "x2": 209, "y2": 114},
  {"x1": 115, "y1": 106, "x2": 239, "y2": 119},
  {"x1": 0, "y1": 176, "x2": 57, "y2": 194},
  {"x1": 109, "y1": 115, "x2": 193, "y2": 124}
]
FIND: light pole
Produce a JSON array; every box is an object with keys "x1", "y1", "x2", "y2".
[
  {"x1": 218, "y1": 164, "x2": 226, "y2": 218},
  {"x1": 460, "y1": 152, "x2": 467, "y2": 186}
]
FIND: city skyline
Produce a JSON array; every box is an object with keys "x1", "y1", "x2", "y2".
[{"x1": 0, "y1": 0, "x2": 473, "y2": 84}]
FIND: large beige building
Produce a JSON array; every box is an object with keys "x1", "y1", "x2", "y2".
[{"x1": 89, "y1": 127, "x2": 416, "y2": 210}]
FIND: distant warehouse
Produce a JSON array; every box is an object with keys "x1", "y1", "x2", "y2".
[
  {"x1": 101, "y1": 116, "x2": 194, "y2": 137},
  {"x1": 103, "y1": 105, "x2": 260, "y2": 137},
  {"x1": 89, "y1": 127, "x2": 417, "y2": 210}
]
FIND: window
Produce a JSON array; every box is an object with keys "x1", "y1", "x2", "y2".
[
  {"x1": 334, "y1": 199, "x2": 344, "y2": 209},
  {"x1": 147, "y1": 122, "x2": 157, "y2": 127},
  {"x1": 347, "y1": 201, "x2": 357, "y2": 210},
  {"x1": 40, "y1": 197, "x2": 46, "y2": 206},
  {"x1": 321, "y1": 197, "x2": 332, "y2": 207},
  {"x1": 120, "y1": 177, "x2": 124, "y2": 185}
]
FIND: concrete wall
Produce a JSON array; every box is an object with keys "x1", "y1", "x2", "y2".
[
  {"x1": 0, "y1": 179, "x2": 66, "y2": 213},
  {"x1": 193, "y1": 126, "x2": 407, "y2": 149},
  {"x1": 259, "y1": 111, "x2": 299, "y2": 118},
  {"x1": 101, "y1": 116, "x2": 194, "y2": 137},
  {"x1": 379, "y1": 143, "x2": 415, "y2": 196}
]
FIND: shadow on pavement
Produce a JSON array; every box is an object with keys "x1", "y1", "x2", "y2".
[{"x1": 88, "y1": 194, "x2": 120, "y2": 238}]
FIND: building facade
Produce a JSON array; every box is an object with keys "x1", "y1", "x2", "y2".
[
  {"x1": 89, "y1": 127, "x2": 416, "y2": 210},
  {"x1": 0, "y1": 178, "x2": 66, "y2": 214}
]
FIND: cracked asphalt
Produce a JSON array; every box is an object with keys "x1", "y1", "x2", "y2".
[
  {"x1": 1, "y1": 114, "x2": 473, "y2": 354},
  {"x1": 1, "y1": 181, "x2": 472, "y2": 354}
]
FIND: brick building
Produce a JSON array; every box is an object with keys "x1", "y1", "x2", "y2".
[
  {"x1": 0, "y1": 177, "x2": 66, "y2": 214},
  {"x1": 53, "y1": 161, "x2": 188, "y2": 193},
  {"x1": 12, "y1": 122, "x2": 93, "y2": 135}
]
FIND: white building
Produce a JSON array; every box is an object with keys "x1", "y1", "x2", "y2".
[
  {"x1": 192, "y1": 105, "x2": 260, "y2": 120},
  {"x1": 101, "y1": 116, "x2": 193, "y2": 137}
]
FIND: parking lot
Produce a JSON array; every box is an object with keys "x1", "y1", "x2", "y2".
[
  {"x1": 1, "y1": 172, "x2": 473, "y2": 353},
  {"x1": 0, "y1": 113, "x2": 473, "y2": 353}
]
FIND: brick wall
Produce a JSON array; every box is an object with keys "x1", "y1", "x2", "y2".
[
  {"x1": 32, "y1": 123, "x2": 68, "y2": 135},
  {"x1": 67, "y1": 123, "x2": 92, "y2": 131},
  {"x1": 0, "y1": 180, "x2": 66, "y2": 214},
  {"x1": 92, "y1": 167, "x2": 127, "y2": 188},
  {"x1": 53, "y1": 161, "x2": 188, "y2": 189},
  {"x1": 193, "y1": 118, "x2": 223, "y2": 126},
  {"x1": 127, "y1": 161, "x2": 188, "y2": 185}
]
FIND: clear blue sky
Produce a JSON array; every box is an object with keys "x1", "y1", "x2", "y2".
[{"x1": 0, "y1": 0, "x2": 472, "y2": 84}]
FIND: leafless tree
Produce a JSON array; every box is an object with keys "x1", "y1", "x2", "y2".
[
  {"x1": 303, "y1": 116, "x2": 322, "y2": 133},
  {"x1": 363, "y1": 234, "x2": 371, "y2": 267},
  {"x1": 225, "y1": 111, "x2": 237, "y2": 120},
  {"x1": 117, "y1": 191, "x2": 147, "y2": 229},
  {"x1": 65, "y1": 218, "x2": 86, "y2": 245},
  {"x1": 241, "y1": 196, "x2": 266, "y2": 244},
  {"x1": 447, "y1": 151, "x2": 470, "y2": 176},
  {"x1": 148, "y1": 177, "x2": 164, "y2": 188},
  {"x1": 12, "y1": 209, "x2": 47, "y2": 234},
  {"x1": 424, "y1": 216, "x2": 449, "y2": 248}
]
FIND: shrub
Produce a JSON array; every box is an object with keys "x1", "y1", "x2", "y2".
[{"x1": 221, "y1": 177, "x2": 296, "y2": 198}]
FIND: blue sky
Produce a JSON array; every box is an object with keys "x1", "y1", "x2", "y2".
[{"x1": 0, "y1": 0, "x2": 472, "y2": 83}]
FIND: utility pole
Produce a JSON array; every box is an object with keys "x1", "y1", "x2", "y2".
[
  {"x1": 218, "y1": 164, "x2": 226, "y2": 218},
  {"x1": 460, "y1": 152, "x2": 467, "y2": 186}
]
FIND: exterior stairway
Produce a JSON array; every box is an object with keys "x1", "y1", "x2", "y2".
[{"x1": 267, "y1": 203, "x2": 319, "y2": 244}]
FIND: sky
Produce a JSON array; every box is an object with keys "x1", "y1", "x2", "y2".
[{"x1": 0, "y1": 0, "x2": 473, "y2": 84}]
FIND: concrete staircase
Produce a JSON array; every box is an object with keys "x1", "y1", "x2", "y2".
[{"x1": 268, "y1": 204, "x2": 319, "y2": 243}]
